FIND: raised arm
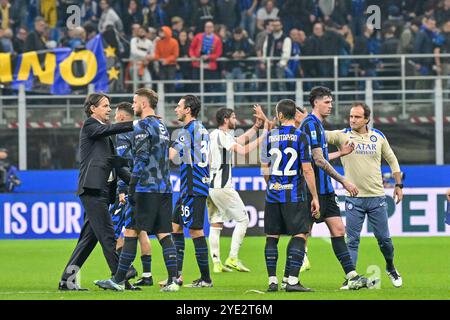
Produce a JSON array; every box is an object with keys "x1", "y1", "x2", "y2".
[{"x1": 84, "y1": 120, "x2": 134, "y2": 139}]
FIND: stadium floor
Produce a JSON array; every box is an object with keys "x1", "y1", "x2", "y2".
[{"x1": 0, "y1": 237, "x2": 448, "y2": 300}]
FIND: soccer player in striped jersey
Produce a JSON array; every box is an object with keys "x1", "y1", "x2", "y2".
[
  {"x1": 326, "y1": 102, "x2": 404, "y2": 288},
  {"x1": 169, "y1": 95, "x2": 213, "y2": 288},
  {"x1": 95, "y1": 89, "x2": 179, "y2": 292},
  {"x1": 207, "y1": 106, "x2": 268, "y2": 273},
  {"x1": 261, "y1": 99, "x2": 320, "y2": 292},
  {"x1": 300, "y1": 86, "x2": 378, "y2": 290},
  {"x1": 111, "y1": 102, "x2": 153, "y2": 287}
]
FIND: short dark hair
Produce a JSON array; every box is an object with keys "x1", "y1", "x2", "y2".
[
  {"x1": 351, "y1": 102, "x2": 371, "y2": 119},
  {"x1": 309, "y1": 86, "x2": 332, "y2": 108},
  {"x1": 181, "y1": 95, "x2": 201, "y2": 118},
  {"x1": 216, "y1": 108, "x2": 234, "y2": 126},
  {"x1": 296, "y1": 105, "x2": 305, "y2": 114},
  {"x1": 276, "y1": 99, "x2": 296, "y2": 120},
  {"x1": 84, "y1": 93, "x2": 111, "y2": 117},
  {"x1": 135, "y1": 88, "x2": 158, "y2": 109},
  {"x1": 116, "y1": 101, "x2": 134, "y2": 116}
]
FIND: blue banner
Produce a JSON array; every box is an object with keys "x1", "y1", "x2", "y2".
[
  {"x1": 6, "y1": 35, "x2": 109, "y2": 94},
  {"x1": 10, "y1": 165, "x2": 450, "y2": 194}
]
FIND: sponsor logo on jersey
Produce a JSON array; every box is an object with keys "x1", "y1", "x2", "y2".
[{"x1": 269, "y1": 183, "x2": 294, "y2": 191}]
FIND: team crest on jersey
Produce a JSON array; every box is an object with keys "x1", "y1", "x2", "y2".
[
  {"x1": 347, "y1": 202, "x2": 353, "y2": 210},
  {"x1": 311, "y1": 130, "x2": 317, "y2": 140},
  {"x1": 370, "y1": 135, "x2": 377, "y2": 142}
]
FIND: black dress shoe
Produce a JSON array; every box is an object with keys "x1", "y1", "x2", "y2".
[
  {"x1": 285, "y1": 282, "x2": 313, "y2": 292},
  {"x1": 125, "y1": 280, "x2": 142, "y2": 291},
  {"x1": 126, "y1": 265, "x2": 138, "y2": 280},
  {"x1": 58, "y1": 281, "x2": 88, "y2": 291},
  {"x1": 134, "y1": 276, "x2": 153, "y2": 286}
]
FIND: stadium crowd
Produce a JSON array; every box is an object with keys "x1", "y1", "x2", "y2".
[{"x1": 0, "y1": 0, "x2": 449, "y2": 92}]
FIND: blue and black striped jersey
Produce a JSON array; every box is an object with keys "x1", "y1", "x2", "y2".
[
  {"x1": 261, "y1": 125, "x2": 311, "y2": 203},
  {"x1": 116, "y1": 131, "x2": 134, "y2": 194},
  {"x1": 300, "y1": 113, "x2": 334, "y2": 195},
  {"x1": 172, "y1": 120, "x2": 210, "y2": 197},
  {"x1": 131, "y1": 116, "x2": 172, "y2": 193}
]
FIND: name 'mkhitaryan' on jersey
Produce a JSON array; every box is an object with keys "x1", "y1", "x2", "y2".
[
  {"x1": 261, "y1": 125, "x2": 311, "y2": 203},
  {"x1": 172, "y1": 120, "x2": 210, "y2": 197}
]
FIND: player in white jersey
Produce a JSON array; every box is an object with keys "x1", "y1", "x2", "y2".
[{"x1": 208, "y1": 105, "x2": 268, "y2": 273}]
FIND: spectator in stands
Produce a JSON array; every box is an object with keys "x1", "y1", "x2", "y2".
[
  {"x1": 154, "y1": 26, "x2": 180, "y2": 97},
  {"x1": 192, "y1": 0, "x2": 215, "y2": 33},
  {"x1": 279, "y1": 0, "x2": 304, "y2": 34},
  {"x1": 98, "y1": 0, "x2": 123, "y2": 34},
  {"x1": 287, "y1": 28, "x2": 303, "y2": 79},
  {"x1": 436, "y1": 0, "x2": 450, "y2": 27},
  {"x1": 164, "y1": 0, "x2": 194, "y2": 30},
  {"x1": 216, "y1": 0, "x2": 239, "y2": 33},
  {"x1": 24, "y1": 16, "x2": 48, "y2": 52},
  {"x1": 261, "y1": 18, "x2": 291, "y2": 99},
  {"x1": 130, "y1": 25, "x2": 154, "y2": 88},
  {"x1": 397, "y1": 18, "x2": 421, "y2": 88},
  {"x1": 13, "y1": 26, "x2": 27, "y2": 54},
  {"x1": 143, "y1": 0, "x2": 167, "y2": 30},
  {"x1": 0, "y1": 148, "x2": 20, "y2": 193},
  {"x1": 66, "y1": 26, "x2": 86, "y2": 50},
  {"x1": 84, "y1": 21, "x2": 98, "y2": 42},
  {"x1": 123, "y1": 0, "x2": 144, "y2": 37},
  {"x1": 176, "y1": 29, "x2": 192, "y2": 92},
  {"x1": 171, "y1": 16, "x2": 185, "y2": 39},
  {"x1": 189, "y1": 20, "x2": 223, "y2": 101},
  {"x1": 224, "y1": 26, "x2": 255, "y2": 102},
  {"x1": 0, "y1": 28, "x2": 13, "y2": 53},
  {"x1": 349, "y1": 0, "x2": 366, "y2": 37},
  {"x1": 147, "y1": 26, "x2": 158, "y2": 42},
  {"x1": 353, "y1": 24, "x2": 381, "y2": 89},
  {"x1": 256, "y1": 0, "x2": 279, "y2": 33},
  {"x1": 330, "y1": 0, "x2": 351, "y2": 27},
  {"x1": 40, "y1": 0, "x2": 57, "y2": 41},
  {"x1": 381, "y1": 24, "x2": 400, "y2": 55},
  {"x1": 81, "y1": 0, "x2": 99, "y2": 27},
  {"x1": 239, "y1": 0, "x2": 258, "y2": 40},
  {"x1": 302, "y1": 21, "x2": 327, "y2": 88},
  {"x1": 0, "y1": 0, "x2": 16, "y2": 31},
  {"x1": 413, "y1": 15, "x2": 438, "y2": 84},
  {"x1": 255, "y1": 18, "x2": 273, "y2": 57}
]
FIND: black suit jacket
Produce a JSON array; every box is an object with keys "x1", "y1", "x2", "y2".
[{"x1": 77, "y1": 117, "x2": 134, "y2": 204}]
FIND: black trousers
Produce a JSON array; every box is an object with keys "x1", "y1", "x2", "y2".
[{"x1": 61, "y1": 191, "x2": 118, "y2": 282}]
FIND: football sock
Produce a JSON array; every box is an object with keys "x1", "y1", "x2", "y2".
[
  {"x1": 159, "y1": 235, "x2": 178, "y2": 281},
  {"x1": 283, "y1": 238, "x2": 292, "y2": 279},
  {"x1": 331, "y1": 236, "x2": 355, "y2": 275},
  {"x1": 265, "y1": 237, "x2": 279, "y2": 277},
  {"x1": 193, "y1": 236, "x2": 211, "y2": 282},
  {"x1": 113, "y1": 236, "x2": 137, "y2": 283},
  {"x1": 229, "y1": 218, "x2": 248, "y2": 259},
  {"x1": 287, "y1": 237, "x2": 306, "y2": 279},
  {"x1": 209, "y1": 227, "x2": 222, "y2": 264},
  {"x1": 141, "y1": 254, "x2": 152, "y2": 275},
  {"x1": 172, "y1": 232, "x2": 185, "y2": 277}
]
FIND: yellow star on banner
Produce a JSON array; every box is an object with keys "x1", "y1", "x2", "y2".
[
  {"x1": 107, "y1": 67, "x2": 120, "y2": 80},
  {"x1": 104, "y1": 45, "x2": 116, "y2": 58}
]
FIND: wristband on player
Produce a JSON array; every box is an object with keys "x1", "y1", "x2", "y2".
[{"x1": 395, "y1": 184, "x2": 403, "y2": 189}]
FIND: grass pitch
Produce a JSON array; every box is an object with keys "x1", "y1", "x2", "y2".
[{"x1": 0, "y1": 236, "x2": 448, "y2": 300}]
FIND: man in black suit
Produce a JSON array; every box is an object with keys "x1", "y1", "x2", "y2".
[{"x1": 58, "y1": 93, "x2": 135, "y2": 291}]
